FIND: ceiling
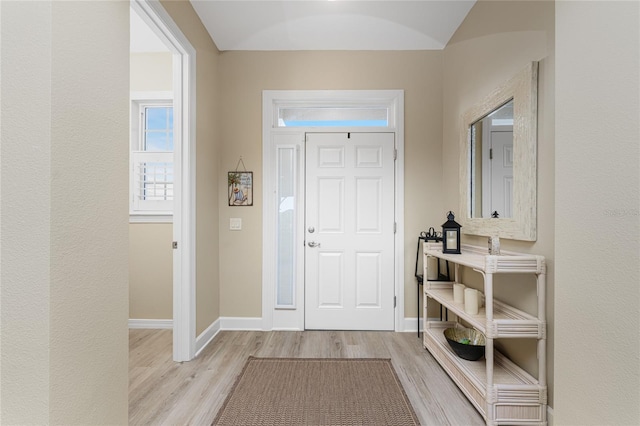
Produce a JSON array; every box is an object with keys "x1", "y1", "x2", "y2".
[{"x1": 131, "y1": 1, "x2": 476, "y2": 52}]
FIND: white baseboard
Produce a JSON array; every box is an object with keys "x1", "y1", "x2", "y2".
[
  {"x1": 129, "y1": 317, "x2": 261, "y2": 355},
  {"x1": 402, "y1": 317, "x2": 423, "y2": 333},
  {"x1": 128, "y1": 318, "x2": 173, "y2": 329},
  {"x1": 192, "y1": 317, "x2": 262, "y2": 356},
  {"x1": 204, "y1": 317, "x2": 428, "y2": 333},
  {"x1": 220, "y1": 316, "x2": 263, "y2": 330},
  {"x1": 128, "y1": 317, "x2": 438, "y2": 333},
  {"x1": 195, "y1": 318, "x2": 221, "y2": 357},
  {"x1": 150, "y1": 316, "x2": 444, "y2": 356}
]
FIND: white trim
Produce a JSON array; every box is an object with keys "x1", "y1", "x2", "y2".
[
  {"x1": 191, "y1": 317, "x2": 283, "y2": 359},
  {"x1": 130, "y1": 91, "x2": 174, "y2": 101},
  {"x1": 262, "y1": 90, "x2": 405, "y2": 332},
  {"x1": 195, "y1": 318, "x2": 221, "y2": 357},
  {"x1": 220, "y1": 317, "x2": 263, "y2": 331},
  {"x1": 402, "y1": 317, "x2": 424, "y2": 334},
  {"x1": 189, "y1": 316, "x2": 431, "y2": 361},
  {"x1": 131, "y1": 0, "x2": 197, "y2": 362},
  {"x1": 128, "y1": 319, "x2": 173, "y2": 329},
  {"x1": 394, "y1": 92, "x2": 405, "y2": 332},
  {"x1": 129, "y1": 213, "x2": 173, "y2": 223},
  {"x1": 547, "y1": 406, "x2": 554, "y2": 426}
]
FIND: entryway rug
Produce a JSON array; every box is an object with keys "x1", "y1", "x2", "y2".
[{"x1": 212, "y1": 357, "x2": 420, "y2": 426}]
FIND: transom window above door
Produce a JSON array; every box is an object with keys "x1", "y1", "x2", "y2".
[
  {"x1": 270, "y1": 93, "x2": 400, "y2": 128},
  {"x1": 277, "y1": 106, "x2": 389, "y2": 127}
]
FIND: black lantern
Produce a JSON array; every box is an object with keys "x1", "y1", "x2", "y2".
[{"x1": 442, "y1": 211, "x2": 461, "y2": 254}]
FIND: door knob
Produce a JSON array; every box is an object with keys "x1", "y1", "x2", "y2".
[{"x1": 307, "y1": 241, "x2": 321, "y2": 248}]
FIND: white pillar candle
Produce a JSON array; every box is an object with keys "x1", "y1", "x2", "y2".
[
  {"x1": 446, "y1": 233, "x2": 457, "y2": 249},
  {"x1": 464, "y1": 288, "x2": 479, "y2": 315},
  {"x1": 453, "y1": 283, "x2": 466, "y2": 303},
  {"x1": 477, "y1": 291, "x2": 484, "y2": 309},
  {"x1": 489, "y1": 236, "x2": 501, "y2": 255},
  {"x1": 426, "y1": 256, "x2": 438, "y2": 280}
]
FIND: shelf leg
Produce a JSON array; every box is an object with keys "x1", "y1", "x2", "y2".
[
  {"x1": 417, "y1": 280, "x2": 421, "y2": 337},
  {"x1": 484, "y1": 272, "x2": 495, "y2": 426},
  {"x1": 537, "y1": 270, "x2": 547, "y2": 388}
]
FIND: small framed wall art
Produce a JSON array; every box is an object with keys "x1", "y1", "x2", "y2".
[{"x1": 228, "y1": 171, "x2": 253, "y2": 206}]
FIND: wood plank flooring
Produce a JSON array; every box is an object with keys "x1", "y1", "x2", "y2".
[{"x1": 129, "y1": 330, "x2": 484, "y2": 425}]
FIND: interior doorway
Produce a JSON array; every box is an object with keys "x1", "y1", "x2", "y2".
[
  {"x1": 129, "y1": 6, "x2": 174, "y2": 332},
  {"x1": 130, "y1": 0, "x2": 196, "y2": 362}
]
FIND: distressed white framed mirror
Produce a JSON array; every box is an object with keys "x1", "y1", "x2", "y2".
[{"x1": 459, "y1": 61, "x2": 538, "y2": 241}]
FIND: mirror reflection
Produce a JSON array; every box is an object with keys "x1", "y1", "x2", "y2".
[{"x1": 469, "y1": 99, "x2": 514, "y2": 219}]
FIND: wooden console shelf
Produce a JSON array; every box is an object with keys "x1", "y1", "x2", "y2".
[{"x1": 423, "y1": 243, "x2": 547, "y2": 425}]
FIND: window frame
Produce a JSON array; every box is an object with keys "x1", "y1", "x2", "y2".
[{"x1": 130, "y1": 91, "x2": 174, "y2": 223}]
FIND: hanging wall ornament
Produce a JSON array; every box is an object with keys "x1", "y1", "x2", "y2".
[{"x1": 228, "y1": 157, "x2": 253, "y2": 206}]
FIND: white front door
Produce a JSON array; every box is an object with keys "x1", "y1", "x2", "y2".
[{"x1": 304, "y1": 132, "x2": 395, "y2": 330}]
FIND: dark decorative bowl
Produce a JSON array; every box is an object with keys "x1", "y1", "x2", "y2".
[{"x1": 444, "y1": 327, "x2": 486, "y2": 361}]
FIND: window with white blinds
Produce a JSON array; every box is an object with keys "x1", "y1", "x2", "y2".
[
  {"x1": 131, "y1": 151, "x2": 174, "y2": 211},
  {"x1": 130, "y1": 99, "x2": 174, "y2": 219}
]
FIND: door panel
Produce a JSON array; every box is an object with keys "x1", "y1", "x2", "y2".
[
  {"x1": 317, "y1": 178, "x2": 344, "y2": 232},
  {"x1": 317, "y1": 252, "x2": 344, "y2": 307},
  {"x1": 356, "y1": 177, "x2": 382, "y2": 232},
  {"x1": 355, "y1": 252, "x2": 382, "y2": 307},
  {"x1": 305, "y1": 132, "x2": 395, "y2": 330},
  {"x1": 490, "y1": 130, "x2": 513, "y2": 218}
]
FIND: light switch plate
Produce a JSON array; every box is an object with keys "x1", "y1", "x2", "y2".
[{"x1": 229, "y1": 218, "x2": 242, "y2": 230}]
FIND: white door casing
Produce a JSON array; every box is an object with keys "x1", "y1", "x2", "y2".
[
  {"x1": 262, "y1": 90, "x2": 405, "y2": 332},
  {"x1": 305, "y1": 133, "x2": 395, "y2": 330}
]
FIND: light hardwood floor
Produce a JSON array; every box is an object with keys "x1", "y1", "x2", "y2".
[{"x1": 129, "y1": 330, "x2": 484, "y2": 425}]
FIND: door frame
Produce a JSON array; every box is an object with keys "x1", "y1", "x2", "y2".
[
  {"x1": 262, "y1": 90, "x2": 405, "y2": 331},
  {"x1": 131, "y1": 0, "x2": 197, "y2": 361}
]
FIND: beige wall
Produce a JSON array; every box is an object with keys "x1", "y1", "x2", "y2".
[
  {"x1": 442, "y1": 0, "x2": 555, "y2": 408},
  {"x1": 129, "y1": 51, "x2": 174, "y2": 321},
  {"x1": 1, "y1": 3, "x2": 53, "y2": 421},
  {"x1": 130, "y1": 52, "x2": 173, "y2": 91},
  {"x1": 1, "y1": 1, "x2": 129, "y2": 423},
  {"x1": 130, "y1": 224, "x2": 173, "y2": 319},
  {"x1": 555, "y1": 1, "x2": 639, "y2": 424},
  {"x1": 161, "y1": 0, "x2": 222, "y2": 335},
  {"x1": 217, "y1": 51, "x2": 444, "y2": 319}
]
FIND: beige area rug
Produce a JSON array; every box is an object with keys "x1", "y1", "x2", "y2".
[{"x1": 212, "y1": 357, "x2": 420, "y2": 426}]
